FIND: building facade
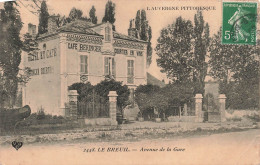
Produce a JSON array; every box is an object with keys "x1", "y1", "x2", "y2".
[{"x1": 22, "y1": 19, "x2": 147, "y2": 116}]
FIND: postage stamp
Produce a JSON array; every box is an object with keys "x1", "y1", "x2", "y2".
[{"x1": 222, "y1": 2, "x2": 257, "y2": 45}]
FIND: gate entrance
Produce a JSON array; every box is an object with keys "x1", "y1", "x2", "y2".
[
  {"x1": 78, "y1": 91, "x2": 109, "y2": 118},
  {"x1": 204, "y1": 93, "x2": 221, "y2": 122}
]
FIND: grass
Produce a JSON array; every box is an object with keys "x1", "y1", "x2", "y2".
[{"x1": 0, "y1": 112, "x2": 81, "y2": 136}]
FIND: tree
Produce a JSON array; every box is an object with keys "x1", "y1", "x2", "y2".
[
  {"x1": 135, "y1": 10, "x2": 141, "y2": 36},
  {"x1": 38, "y1": 0, "x2": 49, "y2": 34},
  {"x1": 209, "y1": 28, "x2": 259, "y2": 109},
  {"x1": 209, "y1": 28, "x2": 258, "y2": 83},
  {"x1": 89, "y1": 6, "x2": 97, "y2": 24},
  {"x1": 156, "y1": 17, "x2": 193, "y2": 82},
  {"x1": 135, "y1": 83, "x2": 193, "y2": 119},
  {"x1": 68, "y1": 82, "x2": 94, "y2": 102},
  {"x1": 135, "y1": 85, "x2": 161, "y2": 118},
  {"x1": 192, "y1": 11, "x2": 210, "y2": 95},
  {"x1": 134, "y1": 10, "x2": 153, "y2": 67},
  {"x1": 102, "y1": 0, "x2": 116, "y2": 30},
  {"x1": 162, "y1": 81, "x2": 194, "y2": 107},
  {"x1": 0, "y1": 2, "x2": 23, "y2": 107},
  {"x1": 156, "y1": 11, "x2": 209, "y2": 96},
  {"x1": 68, "y1": 7, "x2": 83, "y2": 21},
  {"x1": 70, "y1": 79, "x2": 130, "y2": 113},
  {"x1": 95, "y1": 79, "x2": 130, "y2": 112}
]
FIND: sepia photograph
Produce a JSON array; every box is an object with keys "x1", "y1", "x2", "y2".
[{"x1": 0, "y1": 0, "x2": 259, "y2": 164}]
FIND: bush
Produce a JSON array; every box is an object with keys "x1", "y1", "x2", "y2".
[
  {"x1": 135, "y1": 84, "x2": 161, "y2": 117},
  {"x1": 95, "y1": 79, "x2": 130, "y2": 112},
  {"x1": 245, "y1": 113, "x2": 260, "y2": 122},
  {"x1": 18, "y1": 112, "x2": 66, "y2": 126},
  {"x1": 135, "y1": 82, "x2": 194, "y2": 119},
  {"x1": 219, "y1": 80, "x2": 259, "y2": 109},
  {"x1": 69, "y1": 79, "x2": 130, "y2": 112},
  {"x1": 36, "y1": 107, "x2": 46, "y2": 120},
  {"x1": 68, "y1": 82, "x2": 94, "y2": 102}
]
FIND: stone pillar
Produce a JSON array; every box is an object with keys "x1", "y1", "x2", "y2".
[
  {"x1": 218, "y1": 94, "x2": 227, "y2": 122},
  {"x1": 195, "y1": 94, "x2": 203, "y2": 122},
  {"x1": 108, "y1": 91, "x2": 118, "y2": 125},
  {"x1": 183, "y1": 103, "x2": 188, "y2": 116},
  {"x1": 59, "y1": 33, "x2": 68, "y2": 116},
  {"x1": 68, "y1": 90, "x2": 78, "y2": 119}
]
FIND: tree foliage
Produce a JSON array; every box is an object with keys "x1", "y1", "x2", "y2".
[
  {"x1": 0, "y1": 2, "x2": 23, "y2": 107},
  {"x1": 135, "y1": 85, "x2": 164, "y2": 117},
  {"x1": 156, "y1": 11, "x2": 209, "y2": 96},
  {"x1": 134, "y1": 9, "x2": 153, "y2": 67},
  {"x1": 135, "y1": 83, "x2": 194, "y2": 118},
  {"x1": 209, "y1": 28, "x2": 258, "y2": 83},
  {"x1": 38, "y1": 0, "x2": 49, "y2": 34},
  {"x1": 162, "y1": 81, "x2": 194, "y2": 107},
  {"x1": 68, "y1": 7, "x2": 83, "y2": 21},
  {"x1": 192, "y1": 11, "x2": 209, "y2": 95},
  {"x1": 95, "y1": 79, "x2": 130, "y2": 111},
  {"x1": 209, "y1": 28, "x2": 259, "y2": 109},
  {"x1": 68, "y1": 82, "x2": 94, "y2": 102},
  {"x1": 89, "y1": 6, "x2": 98, "y2": 24},
  {"x1": 156, "y1": 16, "x2": 193, "y2": 82},
  {"x1": 102, "y1": 0, "x2": 116, "y2": 30},
  {"x1": 69, "y1": 79, "x2": 130, "y2": 112}
]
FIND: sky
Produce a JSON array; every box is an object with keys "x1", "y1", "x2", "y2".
[{"x1": 2, "y1": 0, "x2": 223, "y2": 82}]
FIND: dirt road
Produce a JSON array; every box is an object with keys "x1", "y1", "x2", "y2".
[{"x1": 0, "y1": 129, "x2": 259, "y2": 165}]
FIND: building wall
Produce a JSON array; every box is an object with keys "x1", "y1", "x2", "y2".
[
  {"x1": 64, "y1": 37, "x2": 147, "y2": 85},
  {"x1": 23, "y1": 26, "x2": 147, "y2": 116},
  {"x1": 64, "y1": 29, "x2": 147, "y2": 88},
  {"x1": 23, "y1": 36, "x2": 61, "y2": 115}
]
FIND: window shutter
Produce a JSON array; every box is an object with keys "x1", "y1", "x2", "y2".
[
  {"x1": 104, "y1": 57, "x2": 109, "y2": 75},
  {"x1": 80, "y1": 56, "x2": 84, "y2": 73},
  {"x1": 127, "y1": 60, "x2": 134, "y2": 84},
  {"x1": 112, "y1": 58, "x2": 116, "y2": 76},
  {"x1": 85, "y1": 56, "x2": 88, "y2": 74}
]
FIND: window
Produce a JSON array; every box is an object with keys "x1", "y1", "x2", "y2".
[
  {"x1": 80, "y1": 55, "x2": 88, "y2": 74},
  {"x1": 35, "y1": 52, "x2": 39, "y2": 60},
  {"x1": 127, "y1": 60, "x2": 134, "y2": 84},
  {"x1": 46, "y1": 50, "x2": 50, "y2": 58},
  {"x1": 130, "y1": 50, "x2": 134, "y2": 56},
  {"x1": 105, "y1": 26, "x2": 111, "y2": 41},
  {"x1": 40, "y1": 51, "x2": 45, "y2": 59},
  {"x1": 104, "y1": 57, "x2": 115, "y2": 76}
]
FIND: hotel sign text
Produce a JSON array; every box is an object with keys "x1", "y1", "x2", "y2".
[{"x1": 68, "y1": 43, "x2": 101, "y2": 52}]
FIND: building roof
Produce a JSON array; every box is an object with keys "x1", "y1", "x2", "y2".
[
  {"x1": 113, "y1": 31, "x2": 147, "y2": 43},
  {"x1": 57, "y1": 20, "x2": 102, "y2": 36},
  {"x1": 147, "y1": 72, "x2": 166, "y2": 88},
  {"x1": 38, "y1": 19, "x2": 147, "y2": 43}
]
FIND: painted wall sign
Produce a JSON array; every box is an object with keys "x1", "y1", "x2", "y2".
[{"x1": 68, "y1": 43, "x2": 101, "y2": 52}]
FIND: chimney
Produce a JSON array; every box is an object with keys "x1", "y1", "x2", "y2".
[
  {"x1": 128, "y1": 19, "x2": 138, "y2": 38},
  {"x1": 28, "y1": 23, "x2": 36, "y2": 38},
  {"x1": 48, "y1": 15, "x2": 58, "y2": 33},
  {"x1": 128, "y1": 28, "x2": 138, "y2": 38}
]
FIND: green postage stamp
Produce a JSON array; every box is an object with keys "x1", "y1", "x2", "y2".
[{"x1": 222, "y1": 2, "x2": 257, "y2": 45}]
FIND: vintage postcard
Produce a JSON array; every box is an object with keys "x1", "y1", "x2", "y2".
[{"x1": 0, "y1": 0, "x2": 259, "y2": 164}]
